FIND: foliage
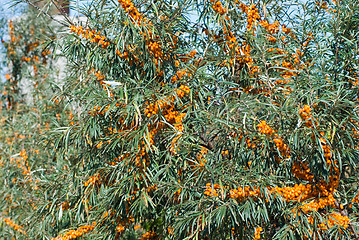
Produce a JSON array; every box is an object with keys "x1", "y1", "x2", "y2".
[{"x1": 1, "y1": 0, "x2": 359, "y2": 239}]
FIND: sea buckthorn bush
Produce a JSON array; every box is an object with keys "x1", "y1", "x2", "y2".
[{"x1": 1, "y1": 0, "x2": 359, "y2": 239}]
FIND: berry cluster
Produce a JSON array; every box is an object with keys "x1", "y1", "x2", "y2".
[
  {"x1": 308, "y1": 212, "x2": 349, "y2": 230},
  {"x1": 254, "y1": 227, "x2": 262, "y2": 240},
  {"x1": 204, "y1": 183, "x2": 221, "y2": 197},
  {"x1": 70, "y1": 26, "x2": 110, "y2": 49},
  {"x1": 3, "y1": 218, "x2": 26, "y2": 235},
  {"x1": 141, "y1": 231, "x2": 157, "y2": 239},
  {"x1": 299, "y1": 105, "x2": 315, "y2": 128},
  {"x1": 83, "y1": 173, "x2": 101, "y2": 187},
  {"x1": 257, "y1": 121, "x2": 290, "y2": 160},
  {"x1": 52, "y1": 222, "x2": 96, "y2": 240},
  {"x1": 239, "y1": 3, "x2": 261, "y2": 32},
  {"x1": 144, "y1": 85, "x2": 190, "y2": 118},
  {"x1": 229, "y1": 186, "x2": 261, "y2": 201},
  {"x1": 209, "y1": 0, "x2": 227, "y2": 15},
  {"x1": 117, "y1": 0, "x2": 143, "y2": 24}
]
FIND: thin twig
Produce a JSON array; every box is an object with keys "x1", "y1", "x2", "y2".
[
  {"x1": 23, "y1": 0, "x2": 70, "y2": 27},
  {"x1": 50, "y1": 0, "x2": 73, "y2": 26}
]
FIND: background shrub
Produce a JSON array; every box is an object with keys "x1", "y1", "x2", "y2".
[{"x1": 1, "y1": 0, "x2": 359, "y2": 239}]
